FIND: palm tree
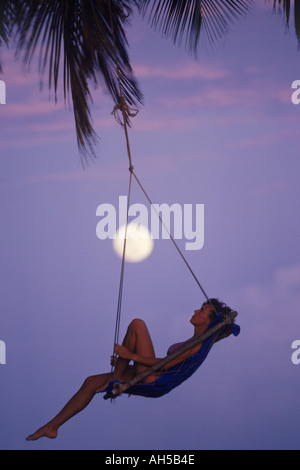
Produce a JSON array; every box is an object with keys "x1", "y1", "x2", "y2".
[
  {"x1": 0, "y1": 0, "x2": 298, "y2": 160},
  {"x1": 10, "y1": 0, "x2": 144, "y2": 160}
]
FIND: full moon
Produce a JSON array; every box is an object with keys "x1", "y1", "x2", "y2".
[{"x1": 113, "y1": 223, "x2": 154, "y2": 263}]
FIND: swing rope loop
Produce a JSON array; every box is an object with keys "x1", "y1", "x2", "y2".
[
  {"x1": 107, "y1": 0, "x2": 219, "y2": 370},
  {"x1": 131, "y1": 169, "x2": 212, "y2": 305},
  {"x1": 108, "y1": 0, "x2": 135, "y2": 372},
  {"x1": 111, "y1": 169, "x2": 133, "y2": 370}
]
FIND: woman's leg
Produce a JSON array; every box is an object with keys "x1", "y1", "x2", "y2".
[
  {"x1": 113, "y1": 318, "x2": 157, "y2": 383},
  {"x1": 26, "y1": 372, "x2": 113, "y2": 441},
  {"x1": 26, "y1": 319, "x2": 155, "y2": 441}
]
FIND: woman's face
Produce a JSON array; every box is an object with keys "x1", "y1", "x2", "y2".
[{"x1": 190, "y1": 304, "x2": 212, "y2": 327}]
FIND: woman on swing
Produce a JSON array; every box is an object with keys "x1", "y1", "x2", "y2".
[{"x1": 26, "y1": 298, "x2": 231, "y2": 441}]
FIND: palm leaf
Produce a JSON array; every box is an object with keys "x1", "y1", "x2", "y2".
[
  {"x1": 295, "y1": 1, "x2": 300, "y2": 43},
  {"x1": 2, "y1": 0, "x2": 299, "y2": 161},
  {"x1": 273, "y1": 0, "x2": 300, "y2": 43},
  {"x1": 0, "y1": 0, "x2": 23, "y2": 72},
  {"x1": 0, "y1": 1, "x2": 9, "y2": 49},
  {"x1": 139, "y1": 0, "x2": 252, "y2": 54},
  {"x1": 15, "y1": 0, "x2": 143, "y2": 161}
]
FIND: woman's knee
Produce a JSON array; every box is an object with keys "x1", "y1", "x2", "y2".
[
  {"x1": 129, "y1": 318, "x2": 147, "y2": 332},
  {"x1": 83, "y1": 376, "x2": 97, "y2": 392},
  {"x1": 83, "y1": 374, "x2": 110, "y2": 393}
]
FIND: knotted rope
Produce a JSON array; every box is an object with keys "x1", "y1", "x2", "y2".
[{"x1": 107, "y1": 1, "x2": 218, "y2": 367}]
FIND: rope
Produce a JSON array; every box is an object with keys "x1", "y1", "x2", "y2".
[
  {"x1": 111, "y1": 169, "x2": 133, "y2": 370},
  {"x1": 107, "y1": 1, "x2": 134, "y2": 171},
  {"x1": 108, "y1": 0, "x2": 135, "y2": 373},
  {"x1": 107, "y1": 0, "x2": 218, "y2": 363},
  {"x1": 131, "y1": 170, "x2": 211, "y2": 304}
]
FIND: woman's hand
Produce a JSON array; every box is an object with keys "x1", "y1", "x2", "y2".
[
  {"x1": 110, "y1": 355, "x2": 118, "y2": 367},
  {"x1": 114, "y1": 344, "x2": 134, "y2": 361}
]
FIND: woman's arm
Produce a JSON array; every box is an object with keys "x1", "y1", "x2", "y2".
[
  {"x1": 132, "y1": 352, "x2": 162, "y2": 367},
  {"x1": 114, "y1": 343, "x2": 201, "y2": 370},
  {"x1": 114, "y1": 344, "x2": 161, "y2": 367},
  {"x1": 114, "y1": 344, "x2": 161, "y2": 366}
]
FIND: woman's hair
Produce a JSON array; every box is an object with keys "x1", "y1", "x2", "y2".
[
  {"x1": 202, "y1": 298, "x2": 232, "y2": 321},
  {"x1": 202, "y1": 298, "x2": 236, "y2": 340}
]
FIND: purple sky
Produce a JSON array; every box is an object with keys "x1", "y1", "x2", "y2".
[{"x1": 1, "y1": 1, "x2": 300, "y2": 450}]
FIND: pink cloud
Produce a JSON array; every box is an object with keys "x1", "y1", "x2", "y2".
[
  {"x1": 160, "y1": 87, "x2": 257, "y2": 108},
  {"x1": 236, "y1": 262, "x2": 300, "y2": 331},
  {"x1": 0, "y1": 131, "x2": 72, "y2": 150},
  {"x1": 133, "y1": 62, "x2": 228, "y2": 81},
  {"x1": 160, "y1": 83, "x2": 293, "y2": 109},
  {"x1": 3, "y1": 100, "x2": 64, "y2": 118},
  {"x1": 233, "y1": 124, "x2": 298, "y2": 150},
  {"x1": 9, "y1": 162, "x2": 128, "y2": 186},
  {"x1": 133, "y1": 115, "x2": 203, "y2": 131}
]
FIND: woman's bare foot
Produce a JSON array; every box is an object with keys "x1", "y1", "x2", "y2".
[{"x1": 26, "y1": 424, "x2": 57, "y2": 441}]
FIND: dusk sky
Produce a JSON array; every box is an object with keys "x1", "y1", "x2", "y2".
[{"x1": 1, "y1": 1, "x2": 300, "y2": 450}]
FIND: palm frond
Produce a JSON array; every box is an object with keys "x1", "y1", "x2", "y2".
[
  {"x1": 273, "y1": 0, "x2": 300, "y2": 43},
  {"x1": 139, "y1": 0, "x2": 252, "y2": 54},
  {"x1": 0, "y1": 0, "x2": 22, "y2": 72},
  {"x1": 0, "y1": 1, "x2": 8, "y2": 47},
  {"x1": 15, "y1": 0, "x2": 142, "y2": 161},
  {"x1": 295, "y1": 1, "x2": 300, "y2": 43},
  {"x1": 2, "y1": 0, "x2": 299, "y2": 162}
]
